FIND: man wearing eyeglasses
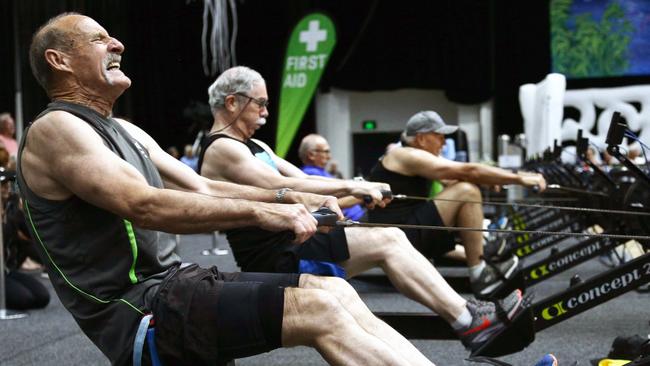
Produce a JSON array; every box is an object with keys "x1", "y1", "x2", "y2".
[
  {"x1": 298, "y1": 133, "x2": 366, "y2": 221},
  {"x1": 199, "y1": 66, "x2": 526, "y2": 354}
]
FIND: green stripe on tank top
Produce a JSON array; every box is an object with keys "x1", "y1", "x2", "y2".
[
  {"x1": 123, "y1": 220, "x2": 139, "y2": 284},
  {"x1": 23, "y1": 200, "x2": 143, "y2": 314}
]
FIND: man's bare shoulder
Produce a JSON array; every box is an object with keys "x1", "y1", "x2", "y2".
[
  {"x1": 114, "y1": 118, "x2": 155, "y2": 149},
  {"x1": 204, "y1": 136, "x2": 249, "y2": 164},
  {"x1": 384, "y1": 145, "x2": 443, "y2": 175},
  {"x1": 388, "y1": 145, "x2": 433, "y2": 161},
  {"x1": 201, "y1": 135, "x2": 255, "y2": 181},
  {"x1": 28, "y1": 111, "x2": 102, "y2": 149},
  {"x1": 208, "y1": 135, "x2": 249, "y2": 153},
  {"x1": 114, "y1": 118, "x2": 145, "y2": 136},
  {"x1": 30, "y1": 110, "x2": 79, "y2": 131},
  {"x1": 114, "y1": 117, "x2": 135, "y2": 130},
  {"x1": 22, "y1": 111, "x2": 101, "y2": 200}
]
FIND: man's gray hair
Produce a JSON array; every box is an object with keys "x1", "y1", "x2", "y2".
[
  {"x1": 401, "y1": 131, "x2": 416, "y2": 146},
  {"x1": 29, "y1": 12, "x2": 81, "y2": 93},
  {"x1": 298, "y1": 133, "x2": 323, "y2": 164},
  {"x1": 207, "y1": 66, "x2": 264, "y2": 113}
]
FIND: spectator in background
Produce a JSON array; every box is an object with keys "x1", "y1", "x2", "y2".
[
  {"x1": 180, "y1": 144, "x2": 198, "y2": 171},
  {"x1": 3, "y1": 192, "x2": 51, "y2": 310},
  {"x1": 299, "y1": 134, "x2": 367, "y2": 221},
  {"x1": 166, "y1": 145, "x2": 180, "y2": 159},
  {"x1": 0, "y1": 113, "x2": 18, "y2": 156},
  {"x1": 1, "y1": 143, "x2": 49, "y2": 310}
]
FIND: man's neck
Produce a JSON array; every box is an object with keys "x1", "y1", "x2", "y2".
[
  {"x1": 50, "y1": 85, "x2": 115, "y2": 117},
  {"x1": 210, "y1": 116, "x2": 247, "y2": 141},
  {"x1": 53, "y1": 95, "x2": 114, "y2": 117}
]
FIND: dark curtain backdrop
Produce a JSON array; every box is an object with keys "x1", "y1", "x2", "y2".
[{"x1": 3, "y1": 0, "x2": 633, "y2": 164}]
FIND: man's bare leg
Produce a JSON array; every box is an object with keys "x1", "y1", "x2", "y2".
[
  {"x1": 340, "y1": 226, "x2": 467, "y2": 322},
  {"x1": 300, "y1": 274, "x2": 435, "y2": 366},
  {"x1": 281, "y1": 286, "x2": 411, "y2": 366},
  {"x1": 443, "y1": 244, "x2": 467, "y2": 263},
  {"x1": 434, "y1": 182, "x2": 485, "y2": 266}
]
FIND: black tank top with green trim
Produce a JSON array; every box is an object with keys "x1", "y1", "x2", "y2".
[{"x1": 16, "y1": 101, "x2": 181, "y2": 365}]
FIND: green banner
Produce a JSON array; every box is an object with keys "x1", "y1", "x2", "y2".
[{"x1": 276, "y1": 13, "x2": 336, "y2": 158}]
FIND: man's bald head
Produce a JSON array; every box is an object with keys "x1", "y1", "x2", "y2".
[
  {"x1": 0, "y1": 113, "x2": 15, "y2": 137},
  {"x1": 29, "y1": 12, "x2": 83, "y2": 93},
  {"x1": 299, "y1": 134, "x2": 329, "y2": 166}
]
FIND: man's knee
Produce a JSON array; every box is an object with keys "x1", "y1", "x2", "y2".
[
  {"x1": 301, "y1": 274, "x2": 357, "y2": 300},
  {"x1": 379, "y1": 227, "x2": 413, "y2": 251},
  {"x1": 451, "y1": 181, "x2": 482, "y2": 200},
  {"x1": 283, "y1": 287, "x2": 350, "y2": 342}
]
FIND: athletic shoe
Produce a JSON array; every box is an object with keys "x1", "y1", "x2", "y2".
[
  {"x1": 471, "y1": 255, "x2": 520, "y2": 298},
  {"x1": 458, "y1": 289, "x2": 524, "y2": 352},
  {"x1": 488, "y1": 216, "x2": 509, "y2": 230},
  {"x1": 534, "y1": 354, "x2": 558, "y2": 366},
  {"x1": 483, "y1": 236, "x2": 511, "y2": 262},
  {"x1": 484, "y1": 216, "x2": 509, "y2": 242}
]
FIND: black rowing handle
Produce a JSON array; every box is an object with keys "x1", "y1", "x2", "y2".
[
  {"x1": 312, "y1": 207, "x2": 339, "y2": 226},
  {"x1": 363, "y1": 189, "x2": 393, "y2": 204}
]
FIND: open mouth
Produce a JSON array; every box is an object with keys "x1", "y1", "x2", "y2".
[{"x1": 106, "y1": 61, "x2": 121, "y2": 71}]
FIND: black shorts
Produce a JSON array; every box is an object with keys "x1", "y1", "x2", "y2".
[
  {"x1": 369, "y1": 202, "x2": 456, "y2": 259},
  {"x1": 226, "y1": 227, "x2": 351, "y2": 273},
  {"x1": 151, "y1": 264, "x2": 300, "y2": 365}
]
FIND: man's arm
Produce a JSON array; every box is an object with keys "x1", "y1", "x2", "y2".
[
  {"x1": 202, "y1": 137, "x2": 390, "y2": 207},
  {"x1": 117, "y1": 120, "x2": 344, "y2": 218},
  {"x1": 19, "y1": 112, "x2": 318, "y2": 242},
  {"x1": 393, "y1": 147, "x2": 546, "y2": 190}
]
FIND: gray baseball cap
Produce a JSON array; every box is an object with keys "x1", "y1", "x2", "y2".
[{"x1": 404, "y1": 111, "x2": 459, "y2": 136}]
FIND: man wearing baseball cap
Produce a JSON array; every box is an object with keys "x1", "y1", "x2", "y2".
[{"x1": 367, "y1": 111, "x2": 546, "y2": 298}]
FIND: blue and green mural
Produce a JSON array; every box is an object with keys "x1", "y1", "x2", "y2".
[{"x1": 551, "y1": 0, "x2": 650, "y2": 78}]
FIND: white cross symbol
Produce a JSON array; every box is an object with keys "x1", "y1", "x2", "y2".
[{"x1": 299, "y1": 20, "x2": 327, "y2": 52}]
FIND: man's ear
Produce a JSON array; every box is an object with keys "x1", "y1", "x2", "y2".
[
  {"x1": 413, "y1": 133, "x2": 425, "y2": 148},
  {"x1": 44, "y1": 49, "x2": 73, "y2": 73},
  {"x1": 306, "y1": 150, "x2": 316, "y2": 163},
  {"x1": 224, "y1": 94, "x2": 238, "y2": 112}
]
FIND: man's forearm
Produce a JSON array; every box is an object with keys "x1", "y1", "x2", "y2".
[
  {"x1": 204, "y1": 179, "x2": 280, "y2": 202},
  {"x1": 130, "y1": 187, "x2": 268, "y2": 233},
  {"x1": 338, "y1": 195, "x2": 362, "y2": 208},
  {"x1": 260, "y1": 176, "x2": 353, "y2": 198},
  {"x1": 467, "y1": 164, "x2": 522, "y2": 186}
]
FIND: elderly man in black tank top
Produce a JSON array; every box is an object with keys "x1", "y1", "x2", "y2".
[
  {"x1": 367, "y1": 111, "x2": 547, "y2": 298},
  {"x1": 20, "y1": 13, "x2": 439, "y2": 366},
  {"x1": 199, "y1": 66, "x2": 527, "y2": 356}
]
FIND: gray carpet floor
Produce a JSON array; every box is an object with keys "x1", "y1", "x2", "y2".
[{"x1": 1, "y1": 233, "x2": 648, "y2": 366}]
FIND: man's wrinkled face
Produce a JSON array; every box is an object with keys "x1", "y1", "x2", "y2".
[
  {"x1": 236, "y1": 82, "x2": 269, "y2": 138},
  {"x1": 58, "y1": 15, "x2": 131, "y2": 94},
  {"x1": 418, "y1": 131, "x2": 446, "y2": 156},
  {"x1": 1, "y1": 116, "x2": 15, "y2": 136},
  {"x1": 309, "y1": 138, "x2": 331, "y2": 168}
]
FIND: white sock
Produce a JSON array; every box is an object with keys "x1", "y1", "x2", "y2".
[
  {"x1": 451, "y1": 305, "x2": 472, "y2": 331},
  {"x1": 469, "y1": 260, "x2": 486, "y2": 281}
]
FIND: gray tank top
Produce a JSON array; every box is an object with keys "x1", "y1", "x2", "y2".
[{"x1": 16, "y1": 101, "x2": 181, "y2": 365}]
